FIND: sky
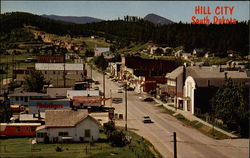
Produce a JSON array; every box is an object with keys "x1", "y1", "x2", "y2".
[{"x1": 1, "y1": 1, "x2": 249, "y2": 23}]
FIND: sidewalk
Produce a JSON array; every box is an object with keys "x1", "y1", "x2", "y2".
[{"x1": 153, "y1": 98, "x2": 238, "y2": 138}]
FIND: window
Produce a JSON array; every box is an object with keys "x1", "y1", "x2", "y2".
[
  {"x1": 24, "y1": 97, "x2": 28, "y2": 102},
  {"x1": 15, "y1": 97, "x2": 19, "y2": 101},
  {"x1": 84, "y1": 129, "x2": 91, "y2": 138},
  {"x1": 20, "y1": 97, "x2": 23, "y2": 101},
  {"x1": 30, "y1": 126, "x2": 36, "y2": 132},
  {"x1": 37, "y1": 132, "x2": 47, "y2": 138},
  {"x1": 58, "y1": 132, "x2": 68, "y2": 137},
  {"x1": 16, "y1": 126, "x2": 21, "y2": 132}
]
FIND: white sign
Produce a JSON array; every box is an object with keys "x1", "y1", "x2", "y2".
[{"x1": 112, "y1": 98, "x2": 123, "y2": 104}]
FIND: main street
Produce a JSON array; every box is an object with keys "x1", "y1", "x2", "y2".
[{"x1": 87, "y1": 64, "x2": 248, "y2": 158}]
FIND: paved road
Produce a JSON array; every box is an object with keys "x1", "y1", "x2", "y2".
[{"x1": 87, "y1": 65, "x2": 249, "y2": 158}]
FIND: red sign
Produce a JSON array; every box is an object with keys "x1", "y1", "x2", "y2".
[{"x1": 36, "y1": 103, "x2": 64, "y2": 109}]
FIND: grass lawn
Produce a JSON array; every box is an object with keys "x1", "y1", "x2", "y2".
[
  {"x1": 80, "y1": 37, "x2": 110, "y2": 50},
  {"x1": 175, "y1": 114, "x2": 230, "y2": 140},
  {"x1": 0, "y1": 131, "x2": 161, "y2": 158}
]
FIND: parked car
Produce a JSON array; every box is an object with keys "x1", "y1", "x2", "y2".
[
  {"x1": 143, "y1": 116, "x2": 153, "y2": 123},
  {"x1": 143, "y1": 97, "x2": 154, "y2": 102},
  {"x1": 117, "y1": 88, "x2": 123, "y2": 93},
  {"x1": 94, "y1": 81, "x2": 100, "y2": 85},
  {"x1": 126, "y1": 87, "x2": 134, "y2": 91}
]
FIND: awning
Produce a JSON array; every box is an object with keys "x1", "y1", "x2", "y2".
[
  {"x1": 71, "y1": 96, "x2": 111, "y2": 103},
  {"x1": 62, "y1": 137, "x2": 73, "y2": 140}
]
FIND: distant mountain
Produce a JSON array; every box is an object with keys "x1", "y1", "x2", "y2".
[
  {"x1": 144, "y1": 13, "x2": 174, "y2": 25},
  {"x1": 42, "y1": 14, "x2": 104, "y2": 24}
]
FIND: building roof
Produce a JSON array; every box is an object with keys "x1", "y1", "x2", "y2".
[
  {"x1": 8, "y1": 92, "x2": 48, "y2": 97},
  {"x1": 19, "y1": 113, "x2": 45, "y2": 121},
  {"x1": 45, "y1": 109, "x2": 94, "y2": 127},
  {"x1": 47, "y1": 87, "x2": 72, "y2": 98},
  {"x1": 186, "y1": 66, "x2": 249, "y2": 79},
  {"x1": 67, "y1": 90, "x2": 100, "y2": 99},
  {"x1": 186, "y1": 66, "x2": 250, "y2": 87},
  {"x1": 166, "y1": 66, "x2": 183, "y2": 79},
  {"x1": 0, "y1": 123, "x2": 41, "y2": 126},
  {"x1": 124, "y1": 57, "x2": 178, "y2": 76},
  {"x1": 35, "y1": 63, "x2": 84, "y2": 71}
]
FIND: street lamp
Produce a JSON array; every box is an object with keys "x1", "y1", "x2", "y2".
[{"x1": 103, "y1": 72, "x2": 106, "y2": 106}]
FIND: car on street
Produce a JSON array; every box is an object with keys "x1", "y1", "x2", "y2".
[
  {"x1": 143, "y1": 116, "x2": 153, "y2": 123},
  {"x1": 126, "y1": 87, "x2": 134, "y2": 91},
  {"x1": 94, "y1": 81, "x2": 100, "y2": 85},
  {"x1": 143, "y1": 97, "x2": 154, "y2": 102},
  {"x1": 117, "y1": 88, "x2": 123, "y2": 93}
]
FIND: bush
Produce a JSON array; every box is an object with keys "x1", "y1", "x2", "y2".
[
  {"x1": 109, "y1": 130, "x2": 126, "y2": 147},
  {"x1": 103, "y1": 121, "x2": 116, "y2": 134}
]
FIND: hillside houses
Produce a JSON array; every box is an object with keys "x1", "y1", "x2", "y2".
[{"x1": 94, "y1": 47, "x2": 110, "y2": 56}]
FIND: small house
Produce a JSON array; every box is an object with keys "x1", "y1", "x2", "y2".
[{"x1": 36, "y1": 109, "x2": 100, "y2": 143}]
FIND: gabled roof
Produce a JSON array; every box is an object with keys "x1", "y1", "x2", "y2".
[
  {"x1": 45, "y1": 109, "x2": 95, "y2": 127},
  {"x1": 165, "y1": 66, "x2": 183, "y2": 79},
  {"x1": 186, "y1": 66, "x2": 250, "y2": 87}
]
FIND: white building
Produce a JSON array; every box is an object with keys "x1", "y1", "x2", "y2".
[
  {"x1": 108, "y1": 62, "x2": 122, "y2": 79},
  {"x1": 183, "y1": 66, "x2": 250, "y2": 114},
  {"x1": 66, "y1": 90, "x2": 100, "y2": 99},
  {"x1": 36, "y1": 109, "x2": 100, "y2": 143},
  {"x1": 35, "y1": 63, "x2": 84, "y2": 75},
  {"x1": 94, "y1": 47, "x2": 110, "y2": 56}
]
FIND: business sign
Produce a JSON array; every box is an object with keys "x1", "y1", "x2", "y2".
[
  {"x1": 112, "y1": 98, "x2": 123, "y2": 104},
  {"x1": 29, "y1": 100, "x2": 71, "y2": 113}
]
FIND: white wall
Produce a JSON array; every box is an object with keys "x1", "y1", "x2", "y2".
[
  {"x1": 184, "y1": 76, "x2": 196, "y2": 114},
  {"x1": 37, "y1": 116, "x2": 99, "y2": 143},
  {"x1": 67, "y1": 90, "x2": 100, "y2": 99}
]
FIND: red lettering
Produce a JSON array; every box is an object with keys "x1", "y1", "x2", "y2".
[
  {"x1": 229, "y1": 6, "x2": 235, "y2": 15},
  {"x1": 215, "y1": 6, "x2": 221, "y2": 15},
  {"x1": 191, "y1": 16, "x2": 197, "y2": 24},
  {"x1": 36, "y1": 103, "x2": 64, "y2": 109}
]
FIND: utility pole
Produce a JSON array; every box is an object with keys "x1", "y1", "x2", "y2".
[
  {"x1": 90, "y1": 66, "x2": 92, "y2": 79},
  {"x1": 173, "y1": 132, "x2": 177, "y2": 158},
  {"x1": 0, "y1": 53, "x2": 2, "y2": 90},
  {"x1": 12, "y1": 52, "x2": 15, "y2": 80},
  {"x1": 103, "y1": 72, "x2": 105, "y2": 105},
  {"x1": 63, "y1": 55, "x2": 66, "y2": 88},
  {"x1": 125, "y1": 83, "x2": 128, "y2": 131}
]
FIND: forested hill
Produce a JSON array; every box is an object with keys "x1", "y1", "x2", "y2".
[
  {"x1": 42, "y1": 14, "x2": 104, "y2": 24},
  {"x1": 0, "y1": 12, "x2": 249, "y2": 56}
]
